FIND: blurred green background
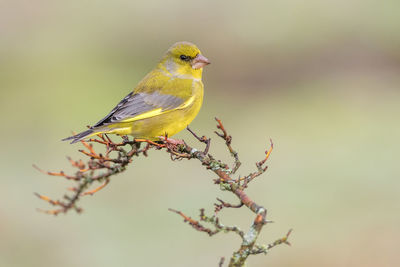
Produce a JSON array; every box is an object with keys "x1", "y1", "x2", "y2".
[{"x1": 1, "y1": 1, "x2": 400, "y2": 266}]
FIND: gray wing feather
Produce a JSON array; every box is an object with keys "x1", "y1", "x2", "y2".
[{"x1": 92, "y1": 92, "x2": 183, "y2": 127}]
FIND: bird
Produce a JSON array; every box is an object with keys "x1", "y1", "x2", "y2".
[{"x1": 63, "y1": 41, "x2": 210, "y2": 144}]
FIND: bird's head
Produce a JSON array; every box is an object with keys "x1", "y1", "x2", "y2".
[{"x1": 159, "y1": 41, "x2": 210, "y2": 80}]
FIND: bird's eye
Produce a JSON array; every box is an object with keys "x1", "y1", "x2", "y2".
[{"x1": 180, "y1": 55, "x2": 190, "y2": 61}]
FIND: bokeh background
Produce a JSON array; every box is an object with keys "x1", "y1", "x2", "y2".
[{"x1": 1, "y1": 1, "x2": 400, "y2": 266}]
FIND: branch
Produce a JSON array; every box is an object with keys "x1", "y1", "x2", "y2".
[
  {"x1": 35, "y1": 118, "x2": 291, "y2": 266},
  {"x1": 34, "y1": 135, "x2": 153, "y2": 215}
]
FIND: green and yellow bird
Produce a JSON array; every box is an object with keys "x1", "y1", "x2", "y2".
[{"x1": 63, "y1": 41, "x2": 210, "y2": 143}]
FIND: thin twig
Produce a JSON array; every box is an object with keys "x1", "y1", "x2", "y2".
[{"x1": 168, "y1": 208, "x2": 218, "y2": 236}]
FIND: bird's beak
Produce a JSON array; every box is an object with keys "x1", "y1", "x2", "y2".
[{"x1": 191, "y1": 54, "x2": 210, "y2": 69}]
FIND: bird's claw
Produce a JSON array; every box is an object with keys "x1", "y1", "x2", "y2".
[{"x1": 157, "y1": 136, "x2": 184, "y2": 145}]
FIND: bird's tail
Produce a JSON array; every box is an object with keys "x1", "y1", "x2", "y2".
[{"x1": 62, "y1": 129, "x2": 96, "y2": 144}]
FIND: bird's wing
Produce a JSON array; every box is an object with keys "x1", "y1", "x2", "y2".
[{"x1": 92, "y1": 91, "x2": 185, "y2": 127}]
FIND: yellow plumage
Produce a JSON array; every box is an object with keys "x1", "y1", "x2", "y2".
[{"x1": 63, "y1": 41, "x2": 210, "y2": 143}]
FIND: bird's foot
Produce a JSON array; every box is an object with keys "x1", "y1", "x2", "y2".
[{"x1": 157, "y1": 136, "x2": 184, "y2": 145}]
